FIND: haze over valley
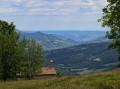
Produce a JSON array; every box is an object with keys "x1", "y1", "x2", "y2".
[{"x1": 19, "y1": 30, "x2": 107, "y2": 50}]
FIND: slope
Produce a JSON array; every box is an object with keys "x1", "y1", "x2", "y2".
[
  {"x1": 46, "y1": 42, "x2": 119, "y2": 75},
  {"x1": 0, "y1": 69, "x2": 120, "y2": 89},
  {"x1": 18, "y1": 30, "x2": 73, "y2": 50}
]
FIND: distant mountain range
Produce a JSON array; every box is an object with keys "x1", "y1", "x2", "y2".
[
  {"x1": 18, "y1": 30, "x2": 107, "y2": 51},
  {"x1": 41, "y1": 30, "x2": 106, "y2": 44}
]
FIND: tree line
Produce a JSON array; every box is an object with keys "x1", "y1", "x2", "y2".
[{"x1": 0, "y1": 20, "x2": 46, "y2": 81}]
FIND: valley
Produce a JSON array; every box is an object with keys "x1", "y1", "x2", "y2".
[
  {"x1": 19, "y1": 30, "x2": 73, "y2": 50},
  {"x1": 18, "y1": 30, "x2": 119, "y2": 76},
  {"x1": 20, "y1": 30, "x2": 107, "y2": 50},
  {"x1": 45, "y1": 42, "x2": 119, "y2": 75}
]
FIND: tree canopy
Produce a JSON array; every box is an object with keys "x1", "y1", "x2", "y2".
[
  {"x1": 27, "y1": 39, "x2": 45, "y2": 78},
  {"x1": 99, "y1": 0, "x2": 120, "y2": 66},
  {"x1": 0, "y1": 20, "x2": 46, "y2": 81}
]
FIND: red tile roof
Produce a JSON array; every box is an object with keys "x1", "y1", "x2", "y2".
[{"x1": 40, "y1": 67, "x2": 56, "y2": 75}]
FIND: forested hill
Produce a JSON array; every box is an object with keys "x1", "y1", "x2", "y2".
[
  {"x1": 18, "y1": 30, "x2": 73, "y2": 50},
  {"x1": 45, "y1": 42, "x2": 119, "y2": 75}
]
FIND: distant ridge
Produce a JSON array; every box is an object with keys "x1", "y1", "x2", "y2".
[
  {"x1": 17, "y1": 29, "x2": 73, "y2": 50},
  {"x1": 41, "y1": 30, "x2": 106, "y2": 44},
  {"x1": 17, "y1": 30, "x2": 108, "y2": 51}
]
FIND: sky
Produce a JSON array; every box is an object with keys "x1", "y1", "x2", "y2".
[{"x1": 0, "y1": 0, "x2": 108, "y2": 31}]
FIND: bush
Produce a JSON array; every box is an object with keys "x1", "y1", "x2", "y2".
[{"x1": 56, "y1": 72, "x2": 62, "y2": 78}]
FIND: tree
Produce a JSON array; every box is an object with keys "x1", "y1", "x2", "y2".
[
  {"x1": 98, "y1": 0, "x2": 120, "y2": 66},
  {"x1": 0, "y1": 20, "x2": 46, "y2": 80},
  {"x1": 15, "y1": 37, "x2": 29, "y2": 78},
  {"x1": 27, "y1": 39, "x2": 46, "y2": 79},
  {"x1": 0, "y1": 20, "x2": 25, "y2": 80}
]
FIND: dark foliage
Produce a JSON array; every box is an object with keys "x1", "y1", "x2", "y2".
[{"x1": 99, "y1": 0, "x2": 120, "y2": 66}]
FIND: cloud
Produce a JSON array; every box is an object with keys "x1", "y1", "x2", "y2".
[
  {"x1": 25, "y1": 0, "x2": 95, "y2": 7},
  {"x1": 25, "y1": 1, "x2": 64, "y2": 7},
  {"x1": 3, "y1": 0, "x2": 25, "y2": 3},
  {"x1": 0, "y1": 8, "x2": 17, "y2": 13},
  {"x1": 96, "y1": 0, "x2": 108, "y2": 6},
  {"x1": 85, "y1": 11, "x2": 101, "y2": 15},
  {"x1": 63, "y1": 0, "x2": 95, "y2": 6},
  {"x1": 0, "y1": 0, "x2": 108, "y2": 15}
]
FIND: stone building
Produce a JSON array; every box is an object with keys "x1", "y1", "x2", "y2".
[
  {"x1": 34, "y1": 60, "x2": 56, "y2": 79},
  {"x1": 40, "y1": 60, "x2": 56, "y2": 76}
]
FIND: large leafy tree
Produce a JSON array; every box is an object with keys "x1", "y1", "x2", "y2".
[
  {"x1": 27, "y1": 39, "x2": 46, "y2": 79},
  {"x1": 0, "y1": 20, "x2": 46, "y2": 80},
  {"x1": 0, "y1": 20, "x2": 26, "y2": 80},
  {"x1": 98, "y1": 0, "x2": 120, "y2": 65}
]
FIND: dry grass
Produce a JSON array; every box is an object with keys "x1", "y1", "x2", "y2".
[{"x1": 0, "y1": 69, "x2": 120, "y2": 89}]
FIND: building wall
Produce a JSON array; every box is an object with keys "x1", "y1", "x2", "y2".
[{"x1": 33, "y1": 75, "x2": 56, "y2": 79}]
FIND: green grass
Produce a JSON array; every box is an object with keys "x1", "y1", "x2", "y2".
[{"x1": 0, "y1": 69, "x2": 120, "y2": 89}]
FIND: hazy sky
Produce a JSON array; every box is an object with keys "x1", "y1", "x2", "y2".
[{"x1": 0, "y1": 0, "x2": 108, "y2": 31}]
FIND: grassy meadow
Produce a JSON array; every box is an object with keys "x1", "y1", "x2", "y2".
[{"x1": 0, "y1": 69, "x2": 120, "y2": 89}]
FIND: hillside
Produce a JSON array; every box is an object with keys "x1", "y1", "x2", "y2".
[
  {"x1": 18, "y1": 30, "x2": 73, "y2": 50},
  {"x1": 18, "y1": 30, "x2": 108, "y2": 50},
  {"x1": 0, "y1": 69, "x2": 120, "y2": 89},
  {"x1": 45, "y1": 42, "x2": 119, "y2": 75}
]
